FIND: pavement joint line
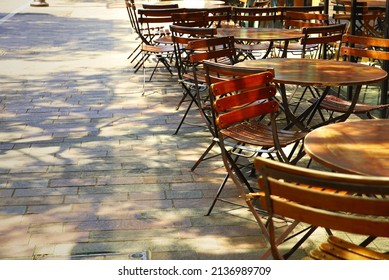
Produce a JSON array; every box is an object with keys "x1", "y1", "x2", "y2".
[{"x1": 0, "y1": 1, "x2": 31, "y2": 25}]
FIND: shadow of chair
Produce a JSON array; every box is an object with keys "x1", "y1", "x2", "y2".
[
  {"x1": 205, "y1": 65, "x2": 307, "y2": 215},
  {"x1": 252, "y1": 157, "x2": 389, "y2": 260}
]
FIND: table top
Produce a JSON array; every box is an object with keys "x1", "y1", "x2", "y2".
[
  {"x1": 237, "y1": 58, "x2": 388, "y2": 87},
  {"x1": 304, "y1": 119, "x2": 389, "y2": 176},
  {"x1": 138, "y1": 0, "x2": 227, "y2": 8},
  {"x1": 217, "y1": 27, "x2": 303, "y2": 42}
]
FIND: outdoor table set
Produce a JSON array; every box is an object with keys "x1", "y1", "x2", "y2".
[{"x1": 130, "y1": 0, "x2": 389, "y2": 260}]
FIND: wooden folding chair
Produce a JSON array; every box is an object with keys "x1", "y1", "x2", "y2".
[
  {"x1": 135, "y1": 8, "x2": 185, "y2": 81},
  {"x1": 287, "y1": 23, "x2": 346, "y2": 115},
  {"x1": 280, "y1": 10, "x2": 329, "y2": 57},
  {"x1": 169, "y1": 25, "x2": 218, "y2": 135},
  {"x1": 205, "y1": 66, "x2": 307, "y2": 215},
  {"x1": 252, "y1": 157, "x2": 389, "y2": 260},
  {"x1": 310, "y1": 34, "x2": 389, "y2": 120},
  {"x1": 231, "y1": 7, "x2": 282, "y2": 60},
  {"x1": 125, "y1": 0, "x2": 166, "y2": 64}
]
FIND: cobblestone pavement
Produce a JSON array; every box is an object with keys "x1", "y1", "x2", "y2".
[{"x1": 0, "y1": 0, "x2": 386, "y2": 260}]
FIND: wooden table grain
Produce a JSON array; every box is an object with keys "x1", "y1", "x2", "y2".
[
  {"x1": 304, "y1": 119, "x2": 389, "y2": 176},
  {"x1": 236, "y1": 58, "x2": 388, "y2": 130},
  {"x1": 137, "y1": 0, "x2": 226, "y2": 8}
]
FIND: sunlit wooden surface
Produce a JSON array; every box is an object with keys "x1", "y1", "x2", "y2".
[
  {"x1": 304, "y1": 119, "x2": 389, "y2": 176},
  {"x1": 136, "y1": 0, "x2": 227, "y2": 8},
  {"x1": 237, "y1": 58, "x2": 387, "y2": 86}
]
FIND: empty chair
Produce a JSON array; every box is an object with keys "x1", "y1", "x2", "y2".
[
  {"x1": 279, "y1": 5, "x2": 325, "y2": 17},
  {"x1": 287, "y1": 23, "x2": 346, "y2": 115},
  {"x1": 204, "y1": 64, "x2": 307, "y2": 215},
  {"x1": 332, "y1": 0, "x2": 385, "y2": 37},
  {"x1": 231, "y1": 6, "x2": 282, "y2": 60},
  {"x1": 252, "y1": 157, "x2": 389, "y2": 259},
  {"x1": 125, "y1": 0, "x2": 166, "y2": 64},
  {"x1": 134, "y1": 8, "x2": 185, "y2": 81},
  {"x1": 169, "y1": 25, "x2": 219, "y2": 135},
  {"x1": 171, "y1": 11, "x2": 209, "y2": 27},
  {"x1": 300, "y1": 23, "x2": 346, "y2": 59},
  {"x1": 280, "y1": 10, "x2": 329, "y2": 57},
  {"x1": 232, "y1": 6, "x2": 281, "y2": 28},
  {"x1": 310, "y1": 34, "x2": 389, "y2": 120}
]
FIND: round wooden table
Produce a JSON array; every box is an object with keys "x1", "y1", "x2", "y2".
[
  {"x1": 304, "y1": 119, "x2": 389, "y2": 176},
  {"x1": 217, "y1": 27, "x2": 303, "y2": 58},
  {"x1": 236, "y1": 58, "x2": 388, "y2": 130},
  {"x1": 138, "y1": 0, "x2": 226, "y2": 8}
]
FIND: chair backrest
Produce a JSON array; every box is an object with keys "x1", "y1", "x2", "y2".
[
  {"x1": 254, "y1": 156, "x2": 389, "y2": 259},
  {"x1": 171, "y1": 11, "x2": 209, "y2": 27},
  {"x1": 137, "y1": 8, "x2": 185, "y2": 44},
  {"x1": 169, "y1": 25, "x2": 218, "y2": 79},
  {"x1": 340, "y1": 34, "x2": 389, "y2": 63},
  {"x1": 138, "y1": 8, "x2": 185, "y2": 24},
  {"x1": 300, "y1": 23, "x2": 346, "y2": 59},
  {"x1": 203, "y1": 59, "x2": 273, "y2": 85},
  {"x1": 232, "y1": 7, "x2": 282, "y2": 28},
  {"x1": 125, "y1": 0, "x2": 137, "y2": 31},
  {"x1": 332, "y1": 0, "x2": 384, "y2": 36},
  {"x1": 207, "y1": 69, "x2": 277, "y2": 131},
  {"x1": 205, "y1": 6, "x2": 233, "y2": 28},
  {"x1": 279, "y1": 5, "x2": 325, "y2": 16},
  {"x1": 186, "y1": 36, "x2": 238, "y2": 66},
  {"x1": 283, "y1": 11, "x2": 329, "y2": 29}
]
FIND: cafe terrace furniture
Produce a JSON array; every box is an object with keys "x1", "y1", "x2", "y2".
[
  {"x1": 304, "y1": 119, "x2": 389, "y2": 176},
  {"x1": 169, "y1": 25, "x2": 219, "y2": 134},
  {"x1": 189, "y1": 59, "x2": 275, "y2": 174},
  {"x1": 236, "y1": 58, "x2": 388, "y2": 131},
  {"x1": 216, "y1": 27, "x2": 303, "y2": 58},
  {"x1": 136, "y1": 0, "x2": 227, "y2": 9},
  {"x1": 311, "y1": 34, "x2": 389, "y2": 120},
  {"x1": 204, "y1": 62, "x2": 306, "y2": 215},
  {"x1": 230, "y1": 7, "x2": 282, "y2": 60},
  {"x1": 280, "y1": 11, "x2": 330, "y2": 58},
  {"x1": 135, "y1": 7, "x2": 186, "y2": 80},
  {"x1": 252, "y1": 156, "x2": 389, "y2": 259},
  {"x1": 288, "y1": 23, "x2": 346, "y2": 114},
  {"x1": 126, "y1": 1, "x2": 171, "y2": 64}
]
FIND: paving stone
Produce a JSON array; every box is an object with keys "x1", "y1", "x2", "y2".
[{"x1": 1, "y1": 0, "x2": 377, "y2": 260}]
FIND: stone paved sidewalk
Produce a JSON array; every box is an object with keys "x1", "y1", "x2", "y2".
[
  {"x1": 1, "y1": 0, "x2": 386, "y2": 260},
  {"x1": 0, "y1": 0, "x2": 277, "y2": 260}
]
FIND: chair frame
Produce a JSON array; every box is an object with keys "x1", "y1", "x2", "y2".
[
  {"x1": 314, "y1": 34, "x2": 389, "y2": 119},
  {"x1": 169, "y1": 25, "x2": 219, "y2": 135},
  {"x1": 204, "y1": 63, "x2": 307, "y2": 215},
  {"x1": 287, "y1": 23, "x2": 347, "y2": 117},
  {"x1": 231, "y1": 7, "x2": 282, "y2": 60}
]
